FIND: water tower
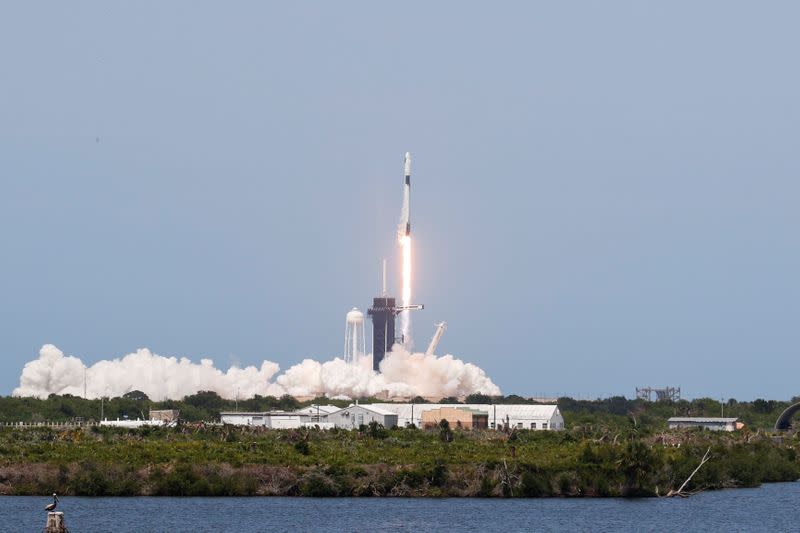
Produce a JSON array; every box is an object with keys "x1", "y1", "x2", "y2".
[{"x1": 344, "y1": 307, "x2": 366, "y2": 364}]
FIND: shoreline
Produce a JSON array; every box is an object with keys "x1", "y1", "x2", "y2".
[
  {"x1": 1, "y1": 425, "x2": 797, "y2": 498},
  {"x1": 1, "y1": 479, "x2": 798, "y2": 499}
]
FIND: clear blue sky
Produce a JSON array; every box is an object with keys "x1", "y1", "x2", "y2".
[{"x1": 1, "y1": 3, "x2": 798, "y2": 400}]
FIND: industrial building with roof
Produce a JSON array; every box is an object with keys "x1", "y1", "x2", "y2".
[
  {"x1": 218, "y1": 403, "x2": 564, "y2": 431},
  {"x1": 220, "y1": 411, "x2": 304, "y2": 428},
  {"x1": 221, "y1": 405, "x2": 346, "y2": 429},
  {"x1": 292, "y1": 405, "x2": 342, "y2": 423},
  {"x1": 667, "y1": 417, "x2": 741, "y2": 432},
  {"x1": 421, "y1": 406, "x2": 488, "y2": 430},
  {"x1": 370, "y1": 403, "x2": 564, "y2": 430},
  {"x1": 326, "y1": 403, "x2": 399, "y2": 429}
]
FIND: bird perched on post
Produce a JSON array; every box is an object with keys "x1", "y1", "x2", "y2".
[{"x1": 44, "y1": 493, "x2": 59, "y2": 511}]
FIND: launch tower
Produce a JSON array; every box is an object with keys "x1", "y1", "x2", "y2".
[
  {"x1": 368, "y1": 260, "x2": 423, "y2": 372},
  {"x1": 368, "y1": 296, "x2": 397, "y2": 371}
]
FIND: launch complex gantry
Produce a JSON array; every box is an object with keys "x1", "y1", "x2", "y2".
[
  {"x1": 368, "y1": 260, "x2": 423, "y2": 371},
  {"x1": 636, "y1": 386, "x2": 681, "y2": 402}
]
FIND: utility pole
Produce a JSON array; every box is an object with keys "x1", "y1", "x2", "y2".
[{"x1": 721, "y1": 398, "x2": 724, "y2": 418}]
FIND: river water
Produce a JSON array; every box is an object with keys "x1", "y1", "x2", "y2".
[{"x1": 1, "y1": 482, "x2": 797, "y2": 532}]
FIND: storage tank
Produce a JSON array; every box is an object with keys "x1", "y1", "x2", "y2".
[{"x1": 344, "y1": 307, "x2": 366, "y2": 364}]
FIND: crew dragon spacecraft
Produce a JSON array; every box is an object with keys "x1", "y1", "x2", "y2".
[{"x1": 399, "y1": 152, "x2": 411, "y2": 237}]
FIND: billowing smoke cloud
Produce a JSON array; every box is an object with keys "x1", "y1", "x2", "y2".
[
  {"x1": 12, "y1": 345, "x2": 284, "y2": 401},
  {"x1": 13, "y1": 344, "x2": 501, "y2": 400}
]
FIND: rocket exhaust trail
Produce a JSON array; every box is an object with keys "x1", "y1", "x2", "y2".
[
  {"x1": 399, "y1": 152, "x2": 412, "y2": 345},
  {"x1": 399, "y1": 234, "x2": 412, "y2": 345}
]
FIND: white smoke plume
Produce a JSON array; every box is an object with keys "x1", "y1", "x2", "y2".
[{"x1": 13, "y1": 344, "x2": 502, "y2": 400}]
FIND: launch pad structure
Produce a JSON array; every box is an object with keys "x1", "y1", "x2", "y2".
[
  {"x1": 368, "y1": 297, "x2": 425, "y2": 371},
  {"x1": 368, "y1": 260, "x2": 424, "y2": 371},
  {"x1": 636, "y1": 386, "x2": 681, "y2": 402},
  {"x1": 368, "y1": 296, "x2": 397, "y2": 372}
]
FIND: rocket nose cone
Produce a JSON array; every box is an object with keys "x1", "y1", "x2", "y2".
[{"x1": 404, "y1": 152, "x2": 411, "y2": 175}]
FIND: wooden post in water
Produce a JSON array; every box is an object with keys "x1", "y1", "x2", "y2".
[{"x1": 44, "y1": 512, "x2": 67, "y2": 533}]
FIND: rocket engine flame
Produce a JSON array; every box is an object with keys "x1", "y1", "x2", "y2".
[{"x1": 399, "y1": 234, "x2": 412, "y2": 344}]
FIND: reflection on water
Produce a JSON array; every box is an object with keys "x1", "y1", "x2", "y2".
[{"x1": 1, "y1": 482, "x2": 798, "y2": 532}]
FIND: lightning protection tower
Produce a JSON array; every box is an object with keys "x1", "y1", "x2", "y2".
[
  {"x1": 344, "y1": 308, "x2": 366, "y2": 364},
  {"x1": 368, "y1": 259, "x2": 423, "y2": 372}
]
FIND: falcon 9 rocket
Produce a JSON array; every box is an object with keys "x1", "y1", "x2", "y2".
[{"x1": 399, "y1": 152, "x2": 411, "y2": 237}]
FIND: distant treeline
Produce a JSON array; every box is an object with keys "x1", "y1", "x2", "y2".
[
  {"x1": 0, "y1": 422, "x2": 798, "y2": 497},
  {"x1": 559, "y1": 396, "x2": 798, "y2": 432},
  {"x1": 0, "y1": 392, "x2": 796, "y2": 430}
]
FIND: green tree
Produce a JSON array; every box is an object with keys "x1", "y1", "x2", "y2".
[
  {"x1": 366, "y1": 421, "x2": 387, "y2": 439},
  {"x1": 619, "y1": 440, "x2": 660, "y2": 497},
  {"x1": 438, "y1": 419, "x2": 453, "y2": 442},
  {"x1": 123, "y1": 390, "x2": 150, "y2": 401},
  {"x1": 465, "y1": 393, "x2": 493, "y2": 404}
]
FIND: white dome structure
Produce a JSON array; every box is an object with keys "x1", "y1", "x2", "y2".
[
  {"x1": 346, "y1": 308, "x2": 364, "y2": 323},
  {"x1": 344, "y1": 307, "x2": 366, "y2": 364}
]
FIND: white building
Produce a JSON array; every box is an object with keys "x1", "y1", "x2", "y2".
[
  {"x1": 327, "y1": 404, "x2": 399, "y2": 429},
  {"x1": 99, "y1": 418, "x2": 154, "y2": 428},
  {"x1": 100, "y1": 410, "x2": 179, "y2": 428},
  {"x1": 293, "y1": 405, "x2": 342, "y2": 423},
  {"x1": 218, "y1": 403, "x2": 563, "y2": 431},
  {"x1": 667, "y1": 417, "x2": 739, "y2": 432},
  {"x1": 220, "y1": 412, "x2": 269, "y2": 427},
  {"x1": 368, "y1": 403, "x2": 565, "y2": 431},
  {"x1": 268, "y1": 413, "x2": 304, "y2": 429},
  {"x1": 220, "y1": 405, "x2": 343, "y2": 429},
  {"x1": 99, "y1": 418, "x2": 177, "y2": 428},
  {"x1": 220, "y1": 411, "x2": 303, "y2": 429}
]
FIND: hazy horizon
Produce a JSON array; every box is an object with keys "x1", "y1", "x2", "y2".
[{"x1": 1, "y1": 3, "x2": 798, "y2": 401}]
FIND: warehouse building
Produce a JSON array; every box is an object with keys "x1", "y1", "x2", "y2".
[
  {"x1": 218, "y1": 403, "x2": 562, "y2": 431},
  {"x1": 220, "y1": 411, "x2": 270, "y2": 426},
  {"x1": 293, "y1": 405, "x2": 342, "y2": 423},
  {"x1": 220, "y1": 411, "x2": 303, "y2": 428},
  {"x1": 369, "y1": 403, "x2": 564, "y2": 430},
  {"x1": 327, "y1": 403, "x2": 398, "y2": 429},
  {"x1": 667, "y1": 417, "x2": 740, "y2": 432},
  {"x1": 268, "y1": 413, "x2": 304, "y2": 429},
  {"x1": 421, "y1": 407, "x2": 488, "y2": 429}
]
